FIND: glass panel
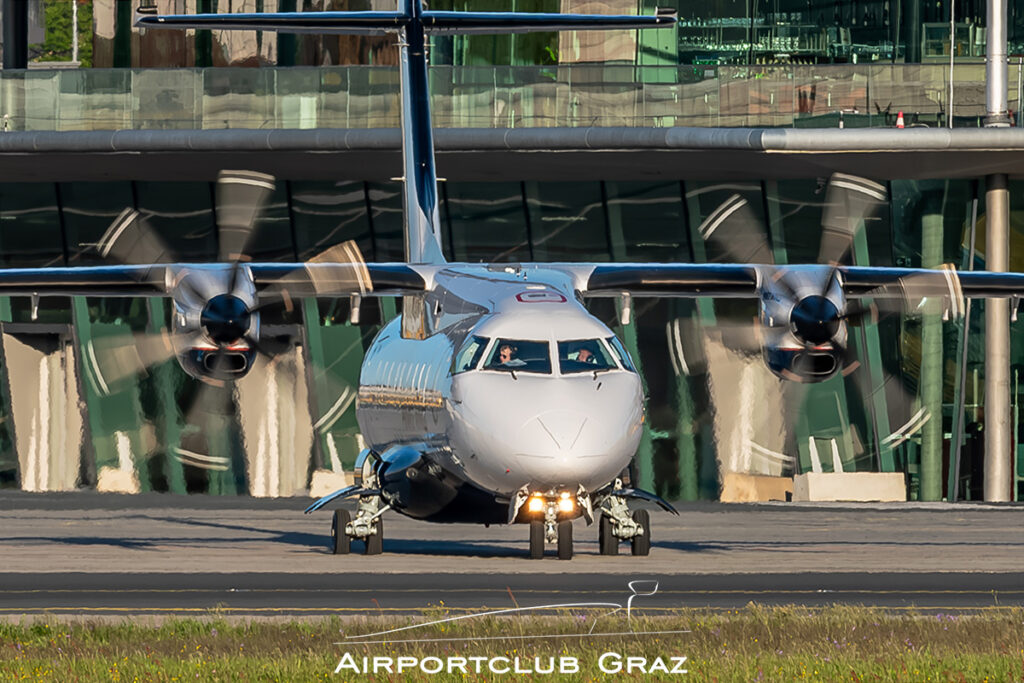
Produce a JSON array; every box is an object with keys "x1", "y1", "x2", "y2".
[
  {"x1": 607, "y1": 336, "x2": 636, "y2": 372},
  {"x1": 59, "y1": 181, "x2": 135, "y2": 265},
  {"x1": 240, "y1": 182, "x2": 295, "y2": 262},
  {"x1": 453, "y1": 335, "x2": 489, "y2": 373},
  {"x1": 0, "y1": 183, "x2": 65, "y2": 267},
  {"x1": 134, "y1": 181, "x2": 217, "y2": 262},
  {"x1": 484, "y1": 338, "x2": 552, "y2": 374},
  {"x1": 525, "y1": 181, "x2": 609, "y2": 261},
  {"x1": 604, "y1": 181, "x2": 688, "y2": 262},
  {"x1": 557, "y1": 339, "x2": 617, "y2": 374},
  {"x1": 685, "y1": 181, "x2": 769, "y2": 264},
  {"x1": 366, "y1": 182, "x2": 405, "y2": 262},
  {"x1": 290, "y1": 181, "x2": 373, "y2": 262},
  {"x1": 444, "y1": 181, "x2": 530, "y2": 262}
]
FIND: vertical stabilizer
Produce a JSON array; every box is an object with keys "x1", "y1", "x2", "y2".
[{"x1": 398, "y1": 0, "x2": 446, "y2": 264}]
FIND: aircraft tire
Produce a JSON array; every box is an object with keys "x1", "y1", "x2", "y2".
[
  {"x1": 332, "y1": 509, "x2": 351, "y2": 555},
  {"x1": 630, "y1": 509, "x2": 651, "y2": 556},
  {"x1": 529, "y1": 520, "x2": 544, "y2": 559},
  {"x1": 364, "y1": 517, "x2": 384, "y2": 555},
  {"x1": 598, "y1": 513, "x2": 618, "y2": 556},
  {"x1": 557, "y1": 520, "x2": 573, "y2": 560}
]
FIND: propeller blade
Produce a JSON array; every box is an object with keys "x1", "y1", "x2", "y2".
[
  {"x1": 216, "y1": 170, "x2": 276, "y2": 264},
  {"x1": 96, "y1": 208, "x2": 175, "y2": 270},
  {"x1": 255, "y1": 239, "x2": 373, "y2": 311},
  {"x1": 818, "y1": 173, "x2": 887, "y2": 266},
  {"x1": 698, "y1": 193, "x2": 774, "y2": 265},
  {"x1": 853, "y1": 265, "x2": 965, "y2": 321},
  {"x1": 83, "y1": 330, "x2": 176, "y2": 396}
]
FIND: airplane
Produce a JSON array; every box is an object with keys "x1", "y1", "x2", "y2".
[{"x1": 2, "y1": 2, "x2": 1017, "y2": 560}]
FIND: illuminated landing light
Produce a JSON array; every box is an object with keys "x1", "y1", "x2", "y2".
[
  {"x1": 558, "y1": 492, "x2": 575, "y2": 513},
  {"x1": 527, "y1": 496, "x2": 545, "y2": 513}
]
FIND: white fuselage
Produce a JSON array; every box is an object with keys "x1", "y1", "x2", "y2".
[{"x1": 355, "y1": 265, "x2": 644, "y2": 500}]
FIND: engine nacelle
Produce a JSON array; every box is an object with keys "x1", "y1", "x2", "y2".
[
  {"x1": 762, "y1": 345, "x2": 842, "y2": 383},
  {"x1": 758, "y1": 265, "x2": 847, "y2": 384},
  {"x1": 376, "y1": 445, "x2": 458, "y2": 519},
  {"x1": 168, "y1": 265, "x2": 261, "y2": 383}
]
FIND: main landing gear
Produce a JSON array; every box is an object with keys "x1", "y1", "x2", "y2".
[
  {"x1": 598, "y1": 490, "x2": 650, "y2": 556},
  {"x1": 331, "y1": 494, "x2": 387, "y2": 555},
  {"x1": 329, "y1": 458, "x2": 388, "y2": 555}
]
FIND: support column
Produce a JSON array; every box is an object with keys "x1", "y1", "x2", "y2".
[
  {"x1": 983, "y1": 0, "x2": 1012, "y2": 501},
  {"x1": 919, "y1": 198, "x2": 944, "y2": 500},
  {"x1": 1, "y1": 0, "x2": 28, "y2": 69},
  {"x1": 984, "y1": 175, "x2": 1012, "y2": 501}
]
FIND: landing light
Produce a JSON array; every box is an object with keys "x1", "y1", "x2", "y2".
[
  {"x1": 527, "y1": 496, "x2": 544, "y2": 513},
  {"x1": 558, "y1": 493, "x2": 575, "y2": 513}
]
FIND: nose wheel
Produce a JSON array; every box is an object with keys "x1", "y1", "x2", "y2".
[{"x1": 529, "y1": 519, "x2": 574, "y2": 560}]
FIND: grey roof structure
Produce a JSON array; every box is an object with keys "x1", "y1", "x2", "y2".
[{"x1": 2, "y1": 127, "x2": 1024, "y2": 181}]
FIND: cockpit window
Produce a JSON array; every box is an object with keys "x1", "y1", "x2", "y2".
[
  {"x1": 558, "y1": 339, "x2": 617, "y2": 374},
  {"x1": 606, "y1": 336, "x2": 636, "y2": 372},
  {"x1": 453, "y1": 336, "x2": 489, "y2": 374},
  {"x1": 484, "y1": 339, "x2": 552, "y2": 374}
]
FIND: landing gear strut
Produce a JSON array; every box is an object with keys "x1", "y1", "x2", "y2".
[
  {"x1": 597, "y1": 478, "x2": 651, "y2": 556},
  {"x1": 328, "y1": 460, "x2": 389, "y2": 555},
  {"x1": 522, "y1": 489, "x2": 580, "y2": 560}
]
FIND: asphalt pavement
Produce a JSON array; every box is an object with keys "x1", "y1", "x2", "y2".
[{"x1": 1, "y1": 491, "x2": 1021, "y2": 615}]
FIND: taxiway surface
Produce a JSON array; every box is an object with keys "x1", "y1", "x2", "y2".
[{"x1": 1, "y1": 491, "x2": 1021, "y2": 614}]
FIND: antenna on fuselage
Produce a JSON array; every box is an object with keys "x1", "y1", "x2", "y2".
[{"x1": 135, "y1": 2, "x2": 676, "y2": 265}]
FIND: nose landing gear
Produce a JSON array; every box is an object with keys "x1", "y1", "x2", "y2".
[{"x1": 522, "y1": 489, "x2": 581, "y2": 560}]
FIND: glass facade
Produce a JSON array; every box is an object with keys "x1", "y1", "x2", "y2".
[
  {"x1": 1, "y1": 0, "x2": 1006, "y2": 68},
  {"x1": 1, "y1": 62, "x2": 1014, "y2": 131},
  {"x1": 0, "y1": 177, "x2": 1021, "y2": 502}
]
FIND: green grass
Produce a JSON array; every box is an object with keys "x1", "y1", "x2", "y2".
[{"x1": 0, "y1": 605, "x2": 1022, "y2": 681}]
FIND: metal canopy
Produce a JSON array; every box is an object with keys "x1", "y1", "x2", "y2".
[{"x1": 3, "y1": 127, "x2": 1024, "y2": 182}]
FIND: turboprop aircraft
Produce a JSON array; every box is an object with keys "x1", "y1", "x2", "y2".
[{"x1": 3, "y1": 3, "x2": 1017, "y2": 559}]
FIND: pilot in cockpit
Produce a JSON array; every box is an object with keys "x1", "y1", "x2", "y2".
[
  {"x1": 575, "y1": 346, "x2": 595, "y2": 364},
  {"x1": 497, "y1": 343, "x2": 517, "y2": 364}
]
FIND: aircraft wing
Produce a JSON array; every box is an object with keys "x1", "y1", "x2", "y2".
[
  {"x1": 580, "y1": 263, "x2": 760, "y2": 298},
  {"x1": 0, "y1": 265, "x2": 166, "y2": 297},
  {"x1": 0, "y1": 263, "x2": 426, "y2": 298},
  {"x1": 249, "y1": 263, "x2": 427, "y2": 297},
  {"x1": 578, "y1": 263, "x2": 1024, "y2": 300}
]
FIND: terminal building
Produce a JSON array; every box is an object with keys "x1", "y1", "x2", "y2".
[{"x1": 0, "y1": 0, "x2": 1021, "y2": 502}]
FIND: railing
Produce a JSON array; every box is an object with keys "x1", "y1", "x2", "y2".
[{"x1": 0, "y1": 63, "x2": 1016, "y2": 131}]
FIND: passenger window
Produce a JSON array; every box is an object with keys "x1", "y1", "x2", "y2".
[
  {"x1": 606, "y1": 336, "x2": 636, "y2": 372},
  {"x1": 484, "y1": 339, "x2": 552, "y2": 374},
  {"x1": 453, "y1": 336, "x2": 489, "y2": 373},
  {"x1": 558, "y1": 339, "x2": 617, "y2": 374}
]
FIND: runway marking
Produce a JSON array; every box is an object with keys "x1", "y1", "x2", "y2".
[{"x1": 1, "y1": 588, "x2": 1021, "y2": 596}]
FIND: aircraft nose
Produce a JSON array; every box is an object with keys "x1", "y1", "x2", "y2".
[
  {"x1": 534, "y1": 411, "x2": 588, "y2": 450},
  {"x1": 515, "y1": 404, "x2": 639, "y2": 490}
]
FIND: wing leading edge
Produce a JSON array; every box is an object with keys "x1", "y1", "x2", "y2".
[
  {"x1": 0, "y1": 263, "x2": 426, "y2": 298},
  {"x1": 580, "y1": 263, "x2": 1024, "y2": 299}
]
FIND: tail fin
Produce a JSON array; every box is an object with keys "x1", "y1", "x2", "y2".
[{"x1": 136, "y1": 2, "x2": 676, "y2": 265}]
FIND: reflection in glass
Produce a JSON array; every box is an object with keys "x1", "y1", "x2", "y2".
[
  {"x1": 291, "y1": 181, "x2": 372, "y2": 261},
  {"x1": 135, "y1": 181, "x2": 217, "y2": 262},
  {"x1": 525, "y1": 181, "x2": 609, "y2": 262},
  {"x1": 444, "y1": 181, "x2": 530, "y2": 262},
  {"x1": 453, "y1": 335, "x2": 489, "y2": 373},
  {"x1": 0, "y1": 183, "x2": 65, "y2": 267},
  {"x1": 59, "y1": 182, "x2": 135, "y2": 265}
]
